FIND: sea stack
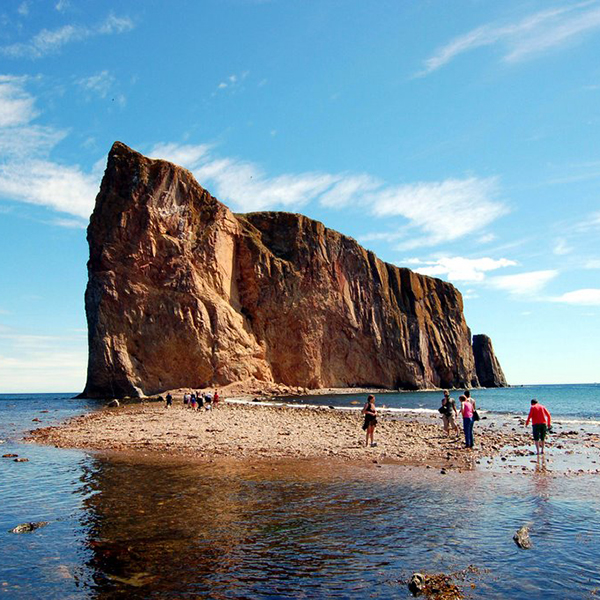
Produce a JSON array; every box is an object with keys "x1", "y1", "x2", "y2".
[
  {"x1": 472, "y1": 334, "x2": 508, "y2": 387},
  {"x1": 80, "y1": 142, "x2": 504, "y2": 398}
]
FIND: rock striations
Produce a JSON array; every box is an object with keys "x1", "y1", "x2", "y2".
[
  {"x1": 472, "y1": 334, "x2": 508, "y2": 388},
  {"x1": 81, "y1": 142, "x2": 506, "y2": 398}
]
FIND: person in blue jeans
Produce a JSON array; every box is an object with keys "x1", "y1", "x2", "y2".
[{"x1": 460, "y1": 391, "x2": 476, "y2": 449}]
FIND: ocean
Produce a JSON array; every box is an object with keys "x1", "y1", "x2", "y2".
[
  {"x1": 283, "y1": 383, "x2": 600, "y2": 424},
  {"x1": 1, "y1": 385, "x2": 599, "y2": 599}
]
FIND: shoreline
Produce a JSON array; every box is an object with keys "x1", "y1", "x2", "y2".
[{"x1": 27, "y1": 398, "x2": 534, "y2": 471}]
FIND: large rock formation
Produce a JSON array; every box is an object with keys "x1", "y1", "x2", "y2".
[
  {"x1": 472, "y1": 334, "x2": 507, "y2": 388},
  {"x1": 81, "y1": 142, "x2": 503, "y2": 398}
]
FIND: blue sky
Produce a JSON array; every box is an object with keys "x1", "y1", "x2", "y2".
[{"x1": 0, "y1": 0, "x2": 599, "y2": 392}]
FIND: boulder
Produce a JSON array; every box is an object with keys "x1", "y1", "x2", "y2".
[
  {"x1": 513, "y1": 525, "x2": 532, "y2": 549},
  {"x1": 408, "y1": 573, "x2": 425, "y2": 596},
  {"x1": 10, "y1": 521, "x2": 49, "y2": 534}
]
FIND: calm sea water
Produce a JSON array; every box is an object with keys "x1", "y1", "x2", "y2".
[
  {"x1": 285, "y1": 383, "x2": 600, "y2": 423},
  {"x1": 1, "y1": 387, "x2": 600, "y2": 599}
]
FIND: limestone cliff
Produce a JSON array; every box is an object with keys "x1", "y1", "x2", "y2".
[
  {"x1": 472, "y1": 334, "x2": 508, "y2": 388},
  {"x1": 81, "y1": 142, "x2": 494, "y2": 398}
]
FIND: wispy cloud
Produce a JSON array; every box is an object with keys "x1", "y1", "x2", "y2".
[
  {"x1": 366, "y1": 177, "x2": 506, "y2": 249},
  {"x1": 0, "y1": 160, "x2": 99, "y2": 218},
  {"x1": 405, "y1": 256, "x2": 517, "y2": 282},
  {"x1": 0, "y1": 74, "x2": 510, "y2": 245},
  {"x1": 150, "y1": 143, "x2": 211, "y2": 170},
  {"x1": 0, "y1": 330, "x2": 86, "y2": 392},
  {"x1": 76, "y1": 70, "x2": 115, "y2": 99},
  {"x1": 419, "y1": 2, "x2": 600, "y2": 76},
  {"x1": 0, "y1": 75, "x2": 37, "y2": 126},
  {"x1": 212, "y1": 71, "x2": 250, "y2": 95},
  {"x1": 552, "y1": 288, "x2": 600, "y2": 305},
  {"x1": 18, "y1": 2, "x2": 30, "y2": 17},
  {"x1": 553, "y1": 238, "x2": 572, "y2": 255},
  {"x1": 489, "y1": 269, "x2": 558, "y2": 296},
  {"x1": 1, "y1": 13, "x2": 134, "y2": 59},
  {"x1": 585, "y1": 258, "x2": 600, "y2": 269},
  {"x1": 0, "y1": 76, "x2": 100, "y2": 219},
  {"x1": 150, "y1": 142, "x2": 508, "y2": 245}
]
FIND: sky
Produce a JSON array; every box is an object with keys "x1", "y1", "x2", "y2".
[{"x1": 0, "y1": 0, "x2": 599, "y2": 392}]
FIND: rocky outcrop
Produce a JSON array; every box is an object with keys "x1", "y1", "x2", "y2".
[
  {"x1": 81, "y1": 142, "x2": 492, "y2": 398},
  {"x1": 472, "y1": 334, "x2": 507, "y2": 388}
]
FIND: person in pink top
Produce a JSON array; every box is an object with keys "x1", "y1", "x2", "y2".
[
  {"x1": 460, "y1": 391, "x2": 476, "y2": 449},
  {"x1": 525, "y1": 399, "x2": 552, "y2": 455}
]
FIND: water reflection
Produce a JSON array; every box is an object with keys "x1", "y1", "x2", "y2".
[{"x1": 75, "y1": 456, "x2": 600, "y2": 600}]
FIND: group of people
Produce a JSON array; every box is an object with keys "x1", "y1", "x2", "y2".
[
  {"x1": 439, "y1": 389, "x2": 477, "y2": 448},
  {"x1": 164, "y1": 390, "x2": 221, "y2": 411},
  {"x1": 362, "y1": 391, "x2": 552, "y2": 454}
]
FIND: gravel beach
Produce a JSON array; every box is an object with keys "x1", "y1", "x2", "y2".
[{"x1": 27, "y1": 397, "x2": 540, "y2": 471}]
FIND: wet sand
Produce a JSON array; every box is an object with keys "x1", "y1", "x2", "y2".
[{"x1": 28, "y1": 398, "x2": 541, "y2": 471}]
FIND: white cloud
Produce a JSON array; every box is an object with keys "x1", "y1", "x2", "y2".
[
  {"x1": 489, "y1": 269, "x2": 558, "y2": 296},
  {"x1": 0, "y1": 75, "x2": 37, "y2": 126},
  {"x1": 0, "y1": 77, "x2": 100, "y2": 220},
  {"x1": 408, "y1": 256, "x2": 517, "y2": 282},
  {"x1": 214, "y1": 71, "x2": 250, "y2": 94},
  {"x1": 0, "y1": 159, "x2": 99, "y2": 218},
  {"x1": 149, "y1": 142, "x2": 211, "y2": 170},
  {"x1": 477, "y1": 232, "x2": 496, "y2": 244},
  {"x1": 420, "y1": 2, "x2": 600, "y2": 75},
  {"x1": 148, "y1": 142, "x2": 507, "y2": 245},
  {"x1": 589, "y1": 211, "x2": 600, "y2": 227},
  {"x1": 369, "y1": 177, "x2": 507, "y2": 249},
  {"x1": 0, "y1": 70, "x2": 509, "y2": 245},
  {"x1": 151, "y1": 142, "x2": 336, "y2": 212},
  {"x1": 77, "y1": 70, "x2": 115, "y2": 99},
  {"x1": 553, "y1": 237, "x2": 572, "y2": 255},
  {"x1": 585, "y1": 258, "x2": 600, "y2": 269},
  {"x1": 552, "y1": 288, "x2": 600, "y2": 305},
  {"x1": 319, "y1": 174, "x2": 382, "y2": 208},
  {"x1": 51, "y1": 217, "x2": 87, "y2": 229},
  {"x1": 0, "y1": 13, "x2": 134, "y2": 59},
  {"x1": 463, "y1": 290, "x2": 479, "y2": 300},
  {"x1": 18, "y1": 2, "x2": 30, "y2": 17}
]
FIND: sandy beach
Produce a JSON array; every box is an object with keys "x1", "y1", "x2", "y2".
[{"x1": 27, "y1": 397, "x2": 541, "y2": 471}]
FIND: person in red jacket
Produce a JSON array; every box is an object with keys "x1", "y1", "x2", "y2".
[{"x1": 525, "y1": 399, "x2": 552, "y2": 455}]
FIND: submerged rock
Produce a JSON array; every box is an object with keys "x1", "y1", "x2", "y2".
[
  {"x1": 80, "y1": 142, "x2": 506, "y2": 398},
  {"x1": 408, "y1": 573, "x2": 426, "y2": 596},
  {"x1": 407, "y1": 571, "x2": 464, "y2": 599},
  {"x1": 10, "y1": 521, "x2": 49, "y2": 534},
  {"x1": 513, "y1": 525, "x2": 532, "y2": 549}
]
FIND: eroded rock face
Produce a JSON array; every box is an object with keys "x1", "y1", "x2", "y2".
[
  {"x1": 82, "y1": 142, "x2": 485, "y2": 398},
  {"x1": 473, "y1": 334, "x2": 508, "y2": 388}
]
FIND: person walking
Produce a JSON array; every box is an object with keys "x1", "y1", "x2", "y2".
[
  {"x1": 165, "y1": 393, "x2": 173, "y2": 408},
  {"x1": 362, "y1": 394, "x2": 378, "y2": 447},
  {"x1": 525, "y1": 399, "x2": 552, "y2": 455},
  {"x1": 439, "y1": 390, "x2": 460, "y2": 437},
  {"x1": 460, "y1": 391, "x2": 476, "y2": 449}
]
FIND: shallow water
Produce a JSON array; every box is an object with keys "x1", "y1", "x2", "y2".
[{"x1": 1, "y1": 391, "x2": 600, "y2": 599}]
